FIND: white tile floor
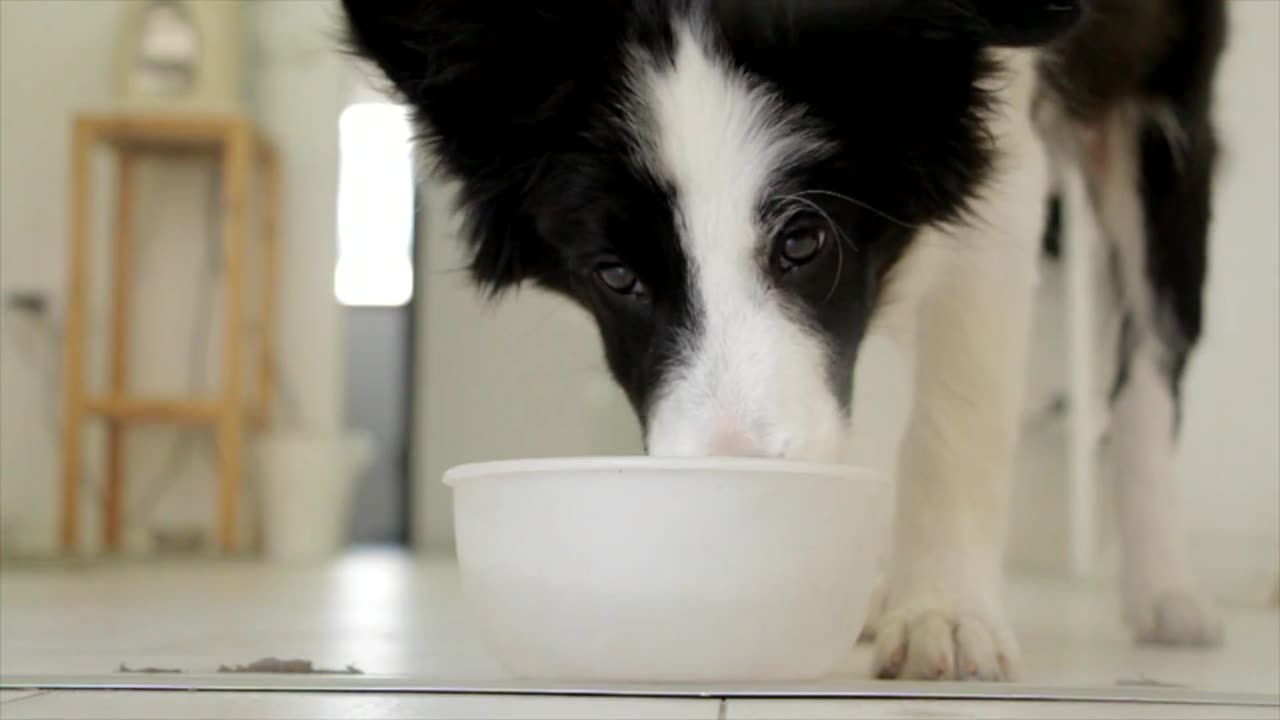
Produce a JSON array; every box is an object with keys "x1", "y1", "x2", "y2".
[
  {"x1": 0, "y1": 690, "x2": 723, "y2": 720},
  {"x1": 1, "y1": 550, "x2": 1276, "y2": 719}
]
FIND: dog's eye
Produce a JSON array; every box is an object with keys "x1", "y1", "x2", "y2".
[
  {"x1": 596, "y1": 263, "x2": 647, "y2": 298},
  {"x1": 778, "y1": 228, "x2": 827, "y2": 271}
]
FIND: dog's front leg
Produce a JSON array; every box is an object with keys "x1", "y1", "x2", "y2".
[
  {"x1": 870, "y1": 244, "x2": 1036, "y2": 681},
  {"x1": 866, "y1": 46, "x2": 1048, "y2": 682}
]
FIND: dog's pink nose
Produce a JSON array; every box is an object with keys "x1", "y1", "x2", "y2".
[{"x1": 706, "y1": 426, "x2": 769, "y2": 457}]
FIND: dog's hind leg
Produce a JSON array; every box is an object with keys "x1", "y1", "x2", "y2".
[{"x1": 1080, "y1": 101, "x2": 1222, "y2": 647}]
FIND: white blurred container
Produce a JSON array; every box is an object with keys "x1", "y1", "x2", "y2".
[
  {"x1": 444, "y1": 456, "x2": 887, "y2": 683},
  {"x1": 258, "y1": 432, "x2": 372, "y2": 562},
  {"x1": 114, "y1": 0, "x2": 247, "y2": 113}
]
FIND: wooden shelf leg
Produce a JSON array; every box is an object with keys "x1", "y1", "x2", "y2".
[
  {"x1": 217, "y1": 125, "x2": 252, "y2": 553},
  {"x1": 250, "y1": 147, "x2": 280, "y2": 556},
  {"x1": 105, "y1": 150, "x2": 136, "y2": 552},
  {"x1": 60, "y1": 119, "x2": 94, "y2": 553},
  {"x1": 257, "y1": 148, "x2": 279, "y2": 427}
]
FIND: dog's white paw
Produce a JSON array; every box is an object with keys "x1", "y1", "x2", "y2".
[
  {"x1": 872, "y1": 604, "x2": 1019, "y2": 681},
  {"x1": 1129, "y1": 590, "x2": 1223, "y2": 648}
]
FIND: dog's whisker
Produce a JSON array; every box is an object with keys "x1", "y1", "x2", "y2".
[
  {"x1": 796, "y1": 189, "x2": 916, "y2": 230},
  {"x1": 769, "y1": 193, "x2": 858, "y2": 255},
  {"x1": 824, "y1": 235, "x2": 844, "y2": 304}
]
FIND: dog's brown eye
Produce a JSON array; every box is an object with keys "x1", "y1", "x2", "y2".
[
  {"x1": 596, "y1": 263, "x2": 646, "y2": 296},
  {"x1": 779, "y1": 229, "x2": 827, "y2": 270}
]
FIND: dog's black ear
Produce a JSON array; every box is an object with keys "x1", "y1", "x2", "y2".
[
  {"x1": 715, "y1": 0, "x2": 1081, "y2": 48},
  {"x1": 827, "y1": 0, "x2": 1084, "y2": 47},
  {"x1": 964, "y1": 0, "x2": 1084, "y2": 46},
  {"x1": 341, "y1": 1, "x2": 624, "y2": 292}
]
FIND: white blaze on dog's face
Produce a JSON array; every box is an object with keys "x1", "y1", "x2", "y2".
[
  {"x1": 344, "y1": 0, "x2": 1017, "y2": 462},
  {"x1": 629, "y1": 24, "x2": 846, "y2": 459}
]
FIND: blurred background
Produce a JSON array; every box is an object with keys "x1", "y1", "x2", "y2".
[
  {"x1": 0, "y1": 0, "x2": 1275, "y2": 687},
  {"x1": 0, "y1": 0, "x2": 647, "y2": 565}
]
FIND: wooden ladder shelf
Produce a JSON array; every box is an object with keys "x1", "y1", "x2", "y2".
[{"x1": 60, "y1": 112, "x2": 279, "y2": 555}]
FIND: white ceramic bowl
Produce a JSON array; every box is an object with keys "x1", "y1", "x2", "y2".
[{"x1": 443, "y1": 456, "x2": 887, "y2": 683}]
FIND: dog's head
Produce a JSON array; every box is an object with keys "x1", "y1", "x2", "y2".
[{"x1": 344, "y1": 0, "x2": 1078, "y2": 461}]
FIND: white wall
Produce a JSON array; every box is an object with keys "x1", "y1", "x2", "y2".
[
  {"x1": 1, "y1": 0, "x2": 136, "y2": 553},
  {"x1": 246, "y1": 0, "x2": 348, "y2": 437},
  {"x1": 0, "y1": 0, "x2": 348, "y2": 555},
  {"x1": 1172, "y1": 0, "x2": 1279, "y2": 597}
]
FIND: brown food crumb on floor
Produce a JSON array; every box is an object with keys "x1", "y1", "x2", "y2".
[
  {"x1": 116, "y1": 663, "x2": 182, "y2": 674},
  {"x1": 216, "y1": 657, "x2": 363, "y2": 675}
]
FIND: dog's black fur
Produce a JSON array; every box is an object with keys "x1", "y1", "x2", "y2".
[{"x1": 344, "y1": 0, "x2": 1084, "y2": 415}]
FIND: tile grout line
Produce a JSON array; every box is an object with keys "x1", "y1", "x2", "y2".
[
  {"x1": 0, "y1": 689, "x2": 51, "y2": 706},
  {"x1": 2, "y1": 676, "x2": 1275, "y2": 707}
]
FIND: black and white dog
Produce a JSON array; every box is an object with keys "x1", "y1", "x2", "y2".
[{"x1": 344, "y1": 0, "x2": 1227, "y2": 680}]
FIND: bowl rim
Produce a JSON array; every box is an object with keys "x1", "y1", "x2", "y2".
[{"x1": 442, "y1": 455, "x2": 881, "y2": 486}]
